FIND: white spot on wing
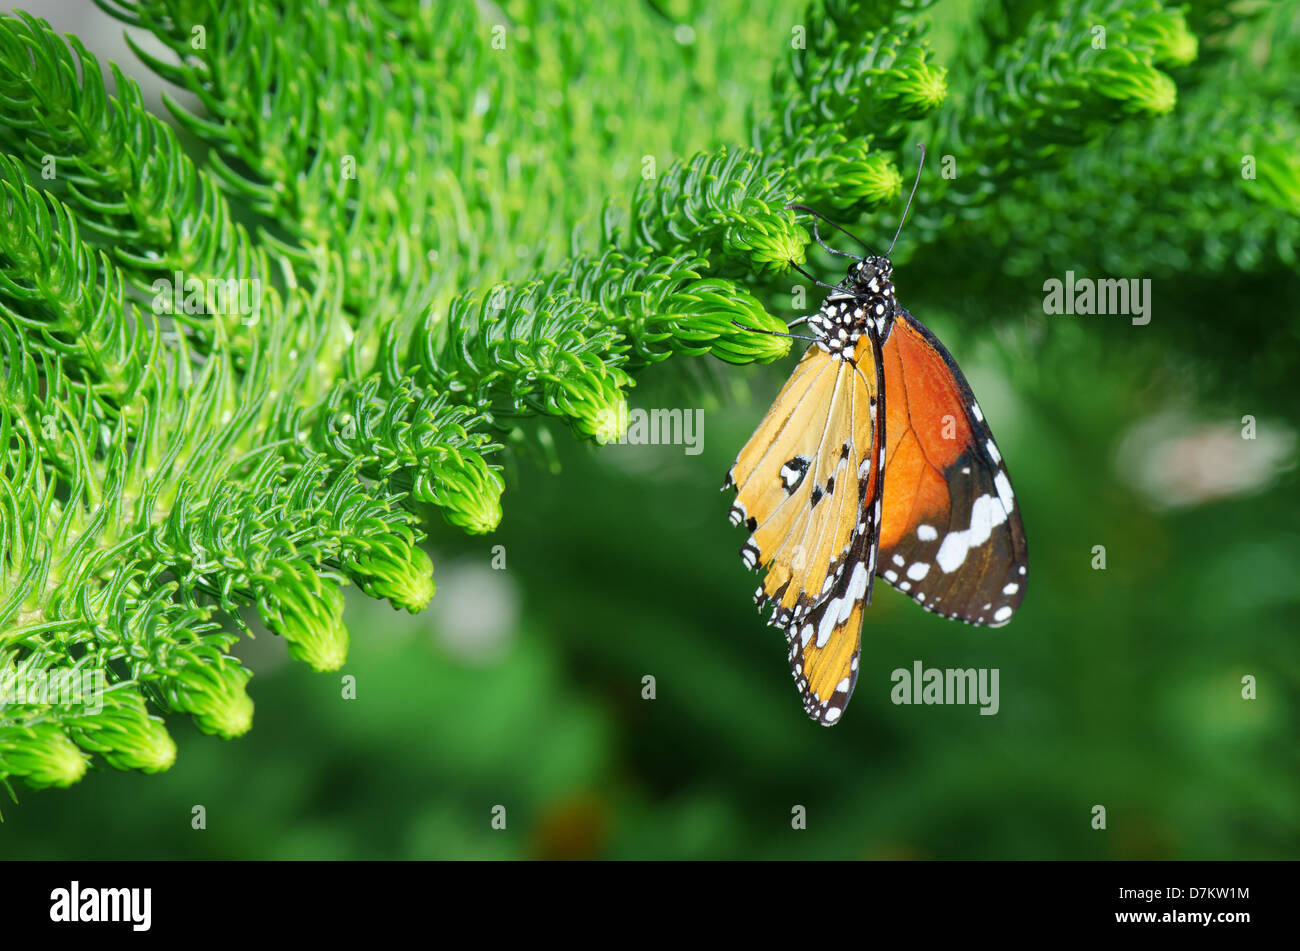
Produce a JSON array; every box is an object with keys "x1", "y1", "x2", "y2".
[
  {"x1": 815, "y1": 602, "x2": 838, "y2": 647},
  {"x1": 935, "y1": 495, "x2": 1008, "y2": 573},
  {"x1": 841, "y1": 562, "x2": 869, "y2": 621},
  {"x1": 994, "y1": 470, "x2": 1015, "y2": 512}
]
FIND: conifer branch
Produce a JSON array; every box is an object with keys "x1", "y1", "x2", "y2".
[{"x1": 4, "y1": 0, "x2": 1280, "y2": 799}]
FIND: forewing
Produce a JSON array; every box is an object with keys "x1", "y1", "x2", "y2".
[{"x1": 875, "y1": 307, "x2": 1028, "y2": 625}]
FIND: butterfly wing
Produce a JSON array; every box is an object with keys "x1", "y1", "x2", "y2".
[
  {"x1": 875, "y1": 307, "x2": 1028, "y2": 625},
  {"x1": 725, "y1": 333, "x2": 884, "y2": 725}
]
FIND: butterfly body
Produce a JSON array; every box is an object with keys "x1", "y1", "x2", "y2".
[
  {"x1": 725, "y1": 215, "x2": 1028, "y2": 727},
  {"x1": 806, "y1": 256, "x2": 897, "y2": 358}
]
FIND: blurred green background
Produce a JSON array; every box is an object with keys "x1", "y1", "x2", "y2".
[{"x1": 1, "y1": 0, "x2": 1297, "y2": 859}]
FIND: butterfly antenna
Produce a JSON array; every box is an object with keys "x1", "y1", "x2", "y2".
[
  {"x1": 887, "y1": 143, "x2": 925, "y2": 256},
  {"x1": 786, "y1": 203, "x2": 872, "y2": 257}
]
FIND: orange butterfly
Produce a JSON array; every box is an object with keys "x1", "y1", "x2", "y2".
[{"x1": 725, "y1": 147, "x2": 1028, "y2": 726}]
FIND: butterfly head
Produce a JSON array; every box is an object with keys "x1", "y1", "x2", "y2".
[
  {"x1": 845, "y1": 255, "x2": 894, "y2": 296},
  {"x1": 830, "y1": 255, "x2": 897, "y2": 343}
]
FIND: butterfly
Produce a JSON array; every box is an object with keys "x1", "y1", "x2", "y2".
[{"x1": 724, "y1": 145, "x2": 1028, "y2": 726}]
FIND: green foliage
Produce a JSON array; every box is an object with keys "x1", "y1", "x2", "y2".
[
  {"x1": 0, "y1": 0, "x2": 1295, "y2": 864},
  {"x1": 925, "y1": 0, "x2": 1198, "y2": 218},
  {"x1": 0, "y1": 0, "x2": 811, "y2": 795}
]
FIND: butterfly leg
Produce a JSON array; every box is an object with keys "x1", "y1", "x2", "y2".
[
  {"x1": 729, "y1": 319, "x2": 817, "y2": 344},
  {"x1": 787, "y1": 258, "x2": 841, "y2": 291}
]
